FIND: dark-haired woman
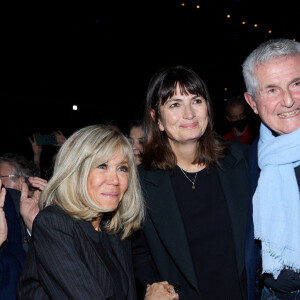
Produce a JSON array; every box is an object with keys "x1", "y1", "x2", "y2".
[{"x1": 132, "y1": 65, "x2": 249, "y2": 300}]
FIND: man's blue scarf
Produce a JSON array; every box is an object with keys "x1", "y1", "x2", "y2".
[{"x1": 253, "y1": 122, "x2": 300, "y2": 279}]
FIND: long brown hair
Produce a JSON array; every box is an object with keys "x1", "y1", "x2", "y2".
[{"x1": 142, "y1": 65, "x2": 229, "y2": 170}]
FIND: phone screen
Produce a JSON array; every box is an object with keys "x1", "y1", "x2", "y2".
[{"x1": 36, "y1": 135, "x2": 57, "y2": 146}]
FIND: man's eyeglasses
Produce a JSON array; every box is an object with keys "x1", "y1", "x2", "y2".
[{"x1": 0, "y1": 174, "x2": 19, "y2": 179}]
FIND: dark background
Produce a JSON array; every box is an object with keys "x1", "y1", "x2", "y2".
[{"x1": 1, "y1": 0, "x2": 300, "y2": 156}]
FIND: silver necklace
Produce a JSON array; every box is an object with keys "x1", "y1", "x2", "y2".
[{"x1": 178, "y1": 167, "x2": 198, "y2": 189}]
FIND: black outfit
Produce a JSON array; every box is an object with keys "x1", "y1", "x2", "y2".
[
  {"x1": 6, "y1": 188, "x2": 30, "y2": 252},
  {"x1": 18, "y1": 205, "x2": 137, "y2": 299},
  {"x1": 132, "y1": 141, "x2": 249, "y2": 300},
  {"x1": 171, "y1": 166, "x2": 242, "y2": 299},
  {"x1": 0, "y1": 186, "x2": 26, "y2": 300}
]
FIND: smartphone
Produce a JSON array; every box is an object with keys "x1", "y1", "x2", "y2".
[{"x1": 36, "y1": 134, "x2": 57, "y2": 146}]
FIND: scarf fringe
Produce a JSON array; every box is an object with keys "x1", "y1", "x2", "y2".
[{"x1": 259, "y1": 239, "x2": 300, "y2": 279}]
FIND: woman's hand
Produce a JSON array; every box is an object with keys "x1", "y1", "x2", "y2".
[
  {"x1": 0, "y1": 181, "x2": 7, "y2": 246},
  {"x1": 145, "y1": 281, "x2": 179, "y2": 300}
]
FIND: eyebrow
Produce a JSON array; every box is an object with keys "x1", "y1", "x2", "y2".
[
  {"x1": 263, "y1": 77, "x2": 300, "y2": 89},
  {"x1": 165, "y1": 98, "x2": 182, "y2": 104},
  {"x1": 264, "y1": 84, "x2": 276, "y2": 89},
  {"x1": 119, "y1": 159, "x2": 129, "y2": 165},
  {"x1": 165, "y1": 95, "x2": 201, "y2": 103},
  {"x1": 290, "y1": 77, "x2": 300, "y2": 84}
]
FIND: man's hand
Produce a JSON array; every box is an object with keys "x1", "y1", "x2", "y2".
[
  {"x1": 20, "y1": 182, "x2": 42, "y2": 233},
  {"x1": 0, "y1": 182, "x2": 7, "y2": 246}
]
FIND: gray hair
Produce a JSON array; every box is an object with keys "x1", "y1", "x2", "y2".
[
  {"x1": 0, "y1": 153, "x2": 39, "y2": 190},
  {"x1": 0, "y1": 153, "x2": 39, "y2": 178},
  {"x1": 40, "y1": 124, "x2": 145, "y2": 239},
  {"x1": 242, "y1": 38, "x2": 300, "y2": 100}
]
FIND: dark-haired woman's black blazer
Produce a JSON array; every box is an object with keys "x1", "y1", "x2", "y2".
[{"x1": 132, "y1": 142, "x2": 250, "y2": 300}]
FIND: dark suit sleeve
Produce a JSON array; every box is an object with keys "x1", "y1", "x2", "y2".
[
  {"x1": 0, "y1": 249, "x2": 24, "y2": 300},
  {"x1": 0, "y1": 186, "x2": 26, "y2": 300},
  {"x1": 18, "y1": 209, "x2": 108, "y2": 299},
  {"x1": 131, "y1": 229, "x2": 162, "y2": 287},
  {"x1": 133, "y1": 167, "x2": 162, "y2": 288}
]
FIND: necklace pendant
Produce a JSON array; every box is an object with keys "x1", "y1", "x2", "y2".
[{"x1": 178, "y1": 166, "x2": 198, "y2": 190}]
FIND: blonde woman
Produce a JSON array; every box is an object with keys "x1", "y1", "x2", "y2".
[{"x1": 18, "y1": 125, "x2": 178, "y2": 300}]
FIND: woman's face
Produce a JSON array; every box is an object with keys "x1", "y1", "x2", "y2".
[
  {"x1": 128, "y1": 126, "x2": 144, "y2": 165},
  {"x1": 157, "y1": 85, "x2": 208, "y2": 147},
  {"x1": 87, "y1": 150, "x2": 129, "y2": 211}
]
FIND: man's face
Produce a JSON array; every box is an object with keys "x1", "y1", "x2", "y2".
[
  {"x1": 0, "y1": 162, "x2": 23, "y2": 190},
  {"x1": 226, "y1": 103, "x2": 247, "y2": 122},
  {"x1": 244, "y1": 55, "x2": 300, "y2": 135}
]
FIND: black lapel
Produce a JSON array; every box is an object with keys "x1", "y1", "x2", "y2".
[
  {"x1": 142, "y1": 169, "x2": 199, "y2": 292},
  {"x1": 216, "y1": 151, "x2": 249, "y2": 277}
]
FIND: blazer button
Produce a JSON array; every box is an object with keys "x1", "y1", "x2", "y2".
[{"x1": 106, "y1": 297, "x2": 113, "y2": 300}]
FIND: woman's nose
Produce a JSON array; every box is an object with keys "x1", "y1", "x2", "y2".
[{"x1": 183, "y1": 105, "x2": 195, "y2": 119}]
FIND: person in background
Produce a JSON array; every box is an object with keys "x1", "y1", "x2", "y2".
[
  {"x1": 224, "y1": 95, "x2": 259, "y2": 145},
  {"x1": 243, "y1": 38, "x2": 300, "y2": 300},
  {"x1": 0, "y1": 180, "x2": 26, "y2": 300},
  {"x1": 29, "y1": 130, "x2": 67, "y2": 180},
  {"x1": 28, "y1": 133, "x2": 43, "y2": 175},
  {"x1": 132, "y1": 65, "x2": 249, "y2": 299},
  {"x1": 0, "y1": 153, "x2": 47, "y2": 300},
  {"x1": 0, "y1": 153, "x2": 40, "y2": 193},
  {"x1": 0, "y1": 155, "x2": 45, "y2": 299},
  {"x1": 52, "y1": 130, "x2": 67, "y2": 146},
  {"x1": 103, "y1": 119, "x2": 123, "y2": 133},
  {"x1": 128, "y1": 119, "x2": 145, "y2": 165},
  {"x1": 18, "y1": 125, "x2": 179, "y2": 300},
  {"x1": 0, "y1": 153, "x2": 47, "y2": 244}
]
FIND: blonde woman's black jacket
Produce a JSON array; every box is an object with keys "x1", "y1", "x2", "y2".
[{"x1": 18, "y1": 205, "x2": 137, "y2": 300}]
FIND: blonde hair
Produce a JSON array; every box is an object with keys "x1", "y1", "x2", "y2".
[{"x1": 40, "y1": 124, "x2": 145, "y2": 239}]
